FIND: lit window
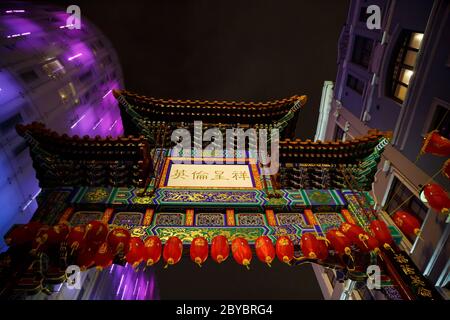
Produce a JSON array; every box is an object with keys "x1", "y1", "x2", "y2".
[
  {"x1": 58, "y1": 82, "x2": 76, "y2": 103},
  {"x1": 387, "y1": 31, "x2": 424, "y2": 103},
  {"x1": 42, "y1": 59, "x2": 65, "y2": 78}
]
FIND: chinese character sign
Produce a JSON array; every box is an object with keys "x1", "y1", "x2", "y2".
[{"x1": 166, "y1": 164, "x2": 255, "y2": 188}]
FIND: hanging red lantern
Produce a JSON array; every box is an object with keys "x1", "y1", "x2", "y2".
[
  {"x1": 422, "y1": 183, "x2": 450, "y2": 214},
  {"x1": 300, "y1": 233, "x2": 323, "y2": 259},
  {"x1": 210, "y1": 235, "x2": 229, "y2": 264},
  {"x1": 163, "y1": 236, "x2": 183, "y2": 268},
  {"x1": 84, "y1": 220, "x2": 108, "y2": 245},
  {"x1": 316, "y1": 238, "x2": 329, "y2": 260},
  {"x1": 47, "y1": 223, "x2": 70, "y2": 246},
  {"x1": 67, "y1": 225, "x2": 86, "y2": 254},
  {"x1": 30, "y1": 226, "x2": 51, "y2": 254},
  {"x1": 443, "y1": 159, "x2": 450, "y2": 179},
  {"x1": 276, "y1": 236, "x2": 294, "y2": 265},
  {"x1": 326, "y1": 229, "x2": 353, "y2": 259},
  {"x1": 94, "y1": 242, "x2": 114, "y2": 270},
  {"x1": 231, "y1": 237, "x2": 252, "y2": 269},
  {"x1": 369, "y1": 220, "x2": 394, "y2": 249},
  {"x1": 420, "y1": 130, "x2": 450, "y2": 157},
  {"x1": 143, "y1": 236, "x2": 162, "y2": 266},
  {"x1": 5, "y1": 221, "x2": 44, "y2": 247},
  {"x1": 339, "y1": 222, "x2": 369, "y2": 249},
  {"x1": 107, "y1": 227, "x2": 131, "y2": 255},
  {"x1": 255, "y1": 236, "x2": 276, "y2": 266},
  {"x1": 364, "y1": 235, "x2": 380, "y2": 254},
  {"x1": 77, "y1": 244, "x2": 97, "y2": 270},
  {"x1": 125, "y1": 237, "x2": 145, "y2": 268},
  {"x1": 392, "y1": 211, "x2": 421, "y2": 238},
  {"x1": 190, "y1": 237, "x2": 208, "y2": 267}
]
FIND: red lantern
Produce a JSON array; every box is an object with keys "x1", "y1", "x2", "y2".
[
  {"x1": 68, "y1": 225, "x2": 86, "y2": 254},
  {"x1": 393, "y1": 211, "x2": 421, "y2": 238},
  {"x1": 443, "y1": 159, "x2": 450, "y2": 179},
  {"x1": 422, "y1": 183, "x2": 450, "y2": 214},
  {"x1": 30, "y1": 226, "x2": 51, "y2": 254},
  {"x1": 316, "y1": 238, "x2": 329, "y2": 260},
  {"x1": 231, "y1": 237, "x2": 252, "y2": 269},
  {"x1": 94, "y1": 242, "x2": 114, "y2": 270},
  {"x1": 365, "y1": 235, "x2": 380, "y2": 254},
  {"x1": 255, "y1": 236, "x2": 275, "y2": 266},
  {"x1": 326, "y1": 229, "x2": 352, "y2": 258},
  {"x1": 276, "y1": 236, "x2": 294, "y2": 265},
  {"x1": 300, "y1": 233, "x2": 323, "y2": 259},
  {"x1": 190, "y1": 237, "x2": 208, "y2": 267},
  {"x1": 47, "y1": 223, "x2": 70, "y2": 246},
  {"x1": 421, "y1": 130, "x2": 450, "y2": 157},
  {"x1": 107, "y1": 227, "x2": 131, "y2": 255},
  {"x1": 126, "y1": 237, "x2": 144, "y2": 268},
  {"x1": 163, "y1": 236, "x2": 183, "y2": 268},
  {"x1": 210, "y1": 235, "x2": 229, "y2": 264},
  {"x1": 84, "y1": 220, "x2": 108, "y2": 245},
  {"x1": 5, "y1": 221, "x2": 44, "y2": 247},
  {"x1": 369, "y1": 220, "x2": 394, "y2": 249},
  {"x1": 77, "y1": 245, "x2": 97, "y2": 270},
  {"x1": 143, "y1": 236, "x2": 162, "y2": 266},
  {"x1": 339, "y1": 222, "x2": 369, "y2": 250}
]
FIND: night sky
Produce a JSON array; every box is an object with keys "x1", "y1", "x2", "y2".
[
  {"x1": 45, "y1": 0, "x2": 349, "y2": 139},
  {"x1": 36, "y1": 0, "x2": 349, "y2": 299}
]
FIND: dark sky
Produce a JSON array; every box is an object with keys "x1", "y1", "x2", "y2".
[
  {"x1": 36, "y1": 0, "x2": 349, "y2": 299},
  {"x1": 45, "y1": 0, "x2": 349, "y2": 139}
]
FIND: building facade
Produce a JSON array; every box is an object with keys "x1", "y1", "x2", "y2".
[
  {"x1": 316, "y1": 0, "x2": 450, "y2": 299},
  {"x1": 0, "y1": 2, "x2": 124, "y2": 251}
]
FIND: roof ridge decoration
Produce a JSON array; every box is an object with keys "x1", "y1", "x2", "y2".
[
  {"x1": 16, "y1": 122, "x2": 152, "y2": 188},
  {"x1": 113, "y1": 89, "x2": 307, "y2": 109}
]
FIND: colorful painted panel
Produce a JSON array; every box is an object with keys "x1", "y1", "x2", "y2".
[
  {"x1": 147, "y1": 226, "x2": 269, "y2": 244},
  {"x1": 69, "y1": 211, "x2": 104, "y2": 226},
  {"x1": 154, "y1": 189, "x2": 265, "y2": 207},
  {"x1": 236, "y1": 214, "x2": 265, "y2": 226},
  {"x1": 276, "y1": 213, "x2": 310, "y2": 228},
  {"x1": 154, "y1": 213, "x2": 184, "y2": 226},
  {"x1": 314, "y1": 212, "x2": 345, "y2": 233},
  {"x1": 195, "y1": 213, "x2": 226, "y2": 226},
  {"x1": 111, "y1": 212, "x2": 143, "y2": 226}
]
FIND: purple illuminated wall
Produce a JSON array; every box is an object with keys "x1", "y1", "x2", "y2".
[{"x1": 0, "y1": 3, "x2": 124, "y2": 252}]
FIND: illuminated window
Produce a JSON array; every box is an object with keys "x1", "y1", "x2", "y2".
[
  {"x1": 42, "y1": 59, "x2": 65, "y2": 78},
  {"x1": 58, "y1": 82, "x2": 76, "y2": 104},
  {"x1": 388, "y1": 31, "x2": 424, "y2": 103}
]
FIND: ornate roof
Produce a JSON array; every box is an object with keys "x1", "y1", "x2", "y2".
[
  {"x1": 16, "y1": 122, "x2": 152, "y2": 188},
  {"x1": 278, "y1": 130, "x2": 390, "y2": 190},
  {"x1": 113, "y1": 89, "x2": 307, "y2": 143}
]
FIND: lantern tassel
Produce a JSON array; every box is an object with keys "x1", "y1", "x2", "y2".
[{"x1": 316, "y1": 237, "x2": 331, "y2": 246}]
